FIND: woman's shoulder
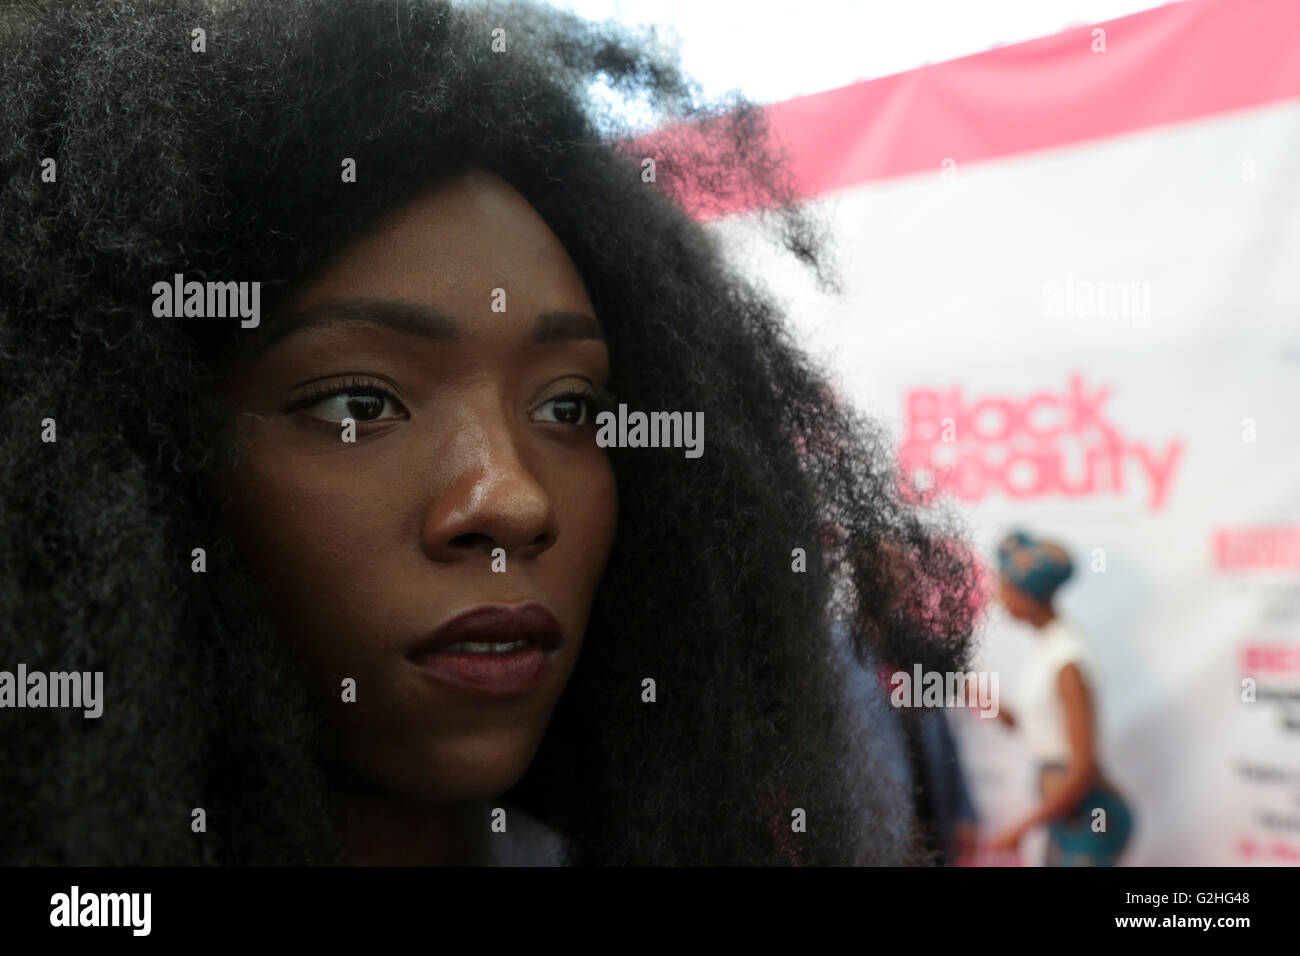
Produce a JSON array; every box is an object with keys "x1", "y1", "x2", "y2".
[{"x1": 1040, "y1": 619, "x2": 1093, "y2": 671}]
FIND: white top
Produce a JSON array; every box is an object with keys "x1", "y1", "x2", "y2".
[
  {"x1": 485, "y1": 803, "x2": 568, "y2": 866},
  {"x1": 1014, "y1": 619, "x2": 1094, "y2": 764}
]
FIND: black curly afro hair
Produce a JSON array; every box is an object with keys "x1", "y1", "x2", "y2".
[{"x1": 0, "y1": 0, "x2": 982, "y2": 865}]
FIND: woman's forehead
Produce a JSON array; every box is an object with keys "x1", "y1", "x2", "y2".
[{"x1": 285, "y1": 170, "x2": 594, "y2": 316}]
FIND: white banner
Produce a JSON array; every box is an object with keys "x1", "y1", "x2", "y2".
[{"x1": 710, "y1": 1, "x2": 1300, "y2": 864}]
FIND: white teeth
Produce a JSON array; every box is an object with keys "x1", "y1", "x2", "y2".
[{"x1": 442, "y1": 640, "x2": 530, "y2": 654}]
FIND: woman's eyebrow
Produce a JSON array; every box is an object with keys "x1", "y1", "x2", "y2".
[
  {"x1": 532, "y1": 311, "x2": 605, "y2": 343},
  {"x1": 259, "y1": 300, "x2": 604, "y2": 346},
  {"x1": 261, "y1": 300, "x2": 459, "y2": 346}
]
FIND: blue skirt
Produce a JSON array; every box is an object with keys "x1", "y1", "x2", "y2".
[{"x1": 1038, "y1": 767, "x2": 1134, "y2": 866}]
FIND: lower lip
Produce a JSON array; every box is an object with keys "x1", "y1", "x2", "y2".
[{"x1": 407, "y1": 644, "x2": 551, "y2": 697}]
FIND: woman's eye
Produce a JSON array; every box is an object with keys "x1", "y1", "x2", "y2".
[
  {"x1": 299, "y1": 388, "x2": 405, "y2": 423},
  {"x1": 532, "y1": 393, "x2": 594, "y2": 427}
]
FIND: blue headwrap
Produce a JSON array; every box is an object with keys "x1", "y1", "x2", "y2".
[{"x1": 996, "y1": 530, "x2": 1074, "y2": 604}]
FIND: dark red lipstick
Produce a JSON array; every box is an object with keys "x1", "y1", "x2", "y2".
[{"x1": 406, "y1": 603, "x2": 562, "y2": 697}]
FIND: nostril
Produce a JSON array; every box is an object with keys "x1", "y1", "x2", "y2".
[{"x1": 449, "y1": 532, "x2": 494, "y2": 551}]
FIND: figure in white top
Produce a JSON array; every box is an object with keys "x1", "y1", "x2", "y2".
[{"x1": 984, "y1": 530, "x2": 1133, "y2": 866}]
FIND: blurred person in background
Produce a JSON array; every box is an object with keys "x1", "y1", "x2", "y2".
[
  {"x1": 903, "y1": 708, "x2": 980, "y2": 865},
  {"x1": 835, "y1": 535, "x2": 983, "y2": 865},
  {"x1": 983, "y1": 530, "x2": 1134, "y2": 866},
  {"x1": 836, "y1": 618, "x2": 981, "y2": 865}
]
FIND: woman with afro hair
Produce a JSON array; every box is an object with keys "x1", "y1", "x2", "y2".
[{"x1": 0, "y1": 0, "x2": 981, "y2": 866}]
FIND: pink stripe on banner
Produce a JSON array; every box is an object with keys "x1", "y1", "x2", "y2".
[{"x1": 634, "y1": 0, "x2": 1300, "y2": 217}]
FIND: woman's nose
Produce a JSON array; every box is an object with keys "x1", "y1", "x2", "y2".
[{"x1": 418, "y1": 401, "x2": 558, "y2": 564}]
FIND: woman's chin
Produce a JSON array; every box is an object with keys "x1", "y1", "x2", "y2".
[{"x1": 356, "y1": 742, "x2": 540, "y2": 808}]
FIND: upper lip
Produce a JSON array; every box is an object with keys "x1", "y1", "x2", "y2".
[{"x1": 409, "y1": 602, "x2": 563, "y2": 656}]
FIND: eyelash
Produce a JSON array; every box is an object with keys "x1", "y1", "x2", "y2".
[
  {"x1": 283, "y1": 379, "x2": 619, "y2": 427},
  {"x1": 285, "y1": 377, "x2": 407, "y2": 423},
  {"x1": 535, "y1": 387, "x2": 619, "y2": 427}
]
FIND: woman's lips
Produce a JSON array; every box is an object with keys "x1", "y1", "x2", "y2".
[{"x1": 406, "y1": 603, "x2": 562, "y2": 697}]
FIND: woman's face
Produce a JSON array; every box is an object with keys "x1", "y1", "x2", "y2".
[
  {"x1": 997, "y1": 574, "x2": 1035, "y2": 621},
  {"x1": 217, "y1": 169, "x2": 618, "y2": 806}
]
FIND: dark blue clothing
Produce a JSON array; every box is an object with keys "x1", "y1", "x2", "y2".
[{"x1": 833, "y1": 619, "x2": 978, "y2": 861}]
